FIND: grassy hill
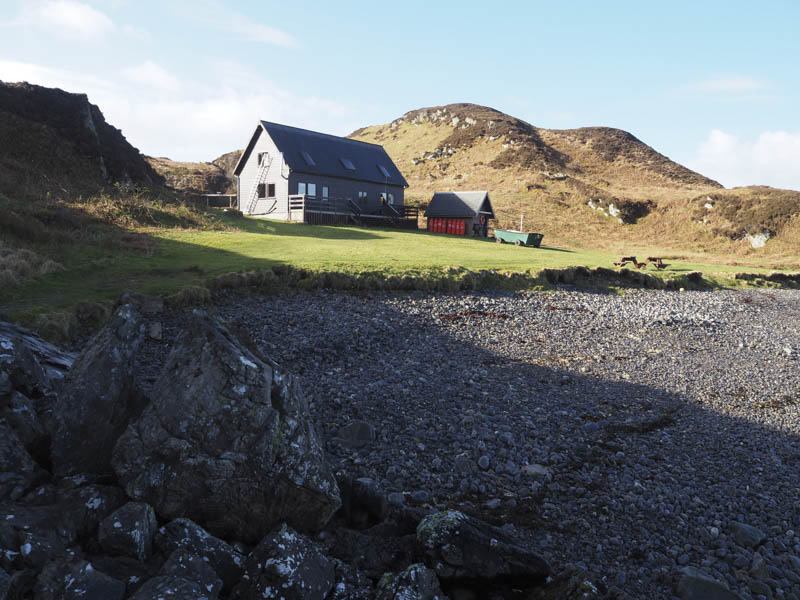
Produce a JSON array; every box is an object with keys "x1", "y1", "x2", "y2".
[
  {"x1": 146, "y1": 150, "x2": 243, "y2": 196},
  {"x1": 350, "y1": 103, "x2": 800, "y2": 264}
]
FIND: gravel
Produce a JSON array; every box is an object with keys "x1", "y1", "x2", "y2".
[{"x1": 140, "y1": 287, "x2": 800, "y2": 599}]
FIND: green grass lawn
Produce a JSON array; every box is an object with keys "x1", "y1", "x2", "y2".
[{"x1": 0, "y1": 216, "x2": 784, "y2": 324}]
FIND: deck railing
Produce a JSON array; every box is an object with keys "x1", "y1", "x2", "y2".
[{"x1": 288, "y1": 195, "x2": 418, "y2": 220}]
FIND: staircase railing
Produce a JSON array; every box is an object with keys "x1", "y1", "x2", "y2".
[{"x1": 245, "y1": 154, "x2": 273, "y2": 214}]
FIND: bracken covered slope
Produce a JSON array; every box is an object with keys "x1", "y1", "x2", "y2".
[{"x1": 350, "y1": 103, "x2": 799, "y2": 261}]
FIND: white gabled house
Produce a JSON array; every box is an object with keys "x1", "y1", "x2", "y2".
[{"x1": 233, "y1": 121, "x2": 412, "y2": 226}]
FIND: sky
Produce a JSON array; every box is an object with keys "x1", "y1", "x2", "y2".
[{"x1": 1, "y1": 0, "x2": 799, "y2": 190}]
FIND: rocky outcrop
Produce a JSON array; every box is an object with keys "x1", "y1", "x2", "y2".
[
  {"x1": 0, "y1": 311, "x2": 561, "y2": 600},
  {"x1": 0, "y1": 80, "x2": 163, "y2": 188},
  {"x1": 112, "y1": 312, "x2": 340, "y2": 543},
  {"x1": 51, "y1": 304, "x2": 146, "y2": 477}
]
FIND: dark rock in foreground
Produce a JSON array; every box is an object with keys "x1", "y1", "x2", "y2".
[
  {"x1": 33, "y1": 558, "x2": 125, "y2": 600},
  {"x1": 154, "y1": 518, "x2": 245, "y2": 593},
  {"x1": 416, "y1": 510, "x2": 549, "y2": 588},
  {"x1": 98, "y1": 501, "x2": 158, "y2": 562},
  {"x1": 376, "y1": 563, "x2": 448, "y2": 600},
  {"x1": 113, "y1": 312, "x2": 340, "y2": 543},
  {"x1": 233, "y1": 524, "x2": 334, "y2": 600},
  {"x1": 52, "y1": 304, "x2": 146, "y2": 477}
]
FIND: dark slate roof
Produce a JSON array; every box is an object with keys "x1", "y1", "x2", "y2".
[
  {"x1": 233, "y1": 121, "x2": 408, "y2": 187},
  {"x1": 424, "y1": 191, "x2": 495, "y2": 218}
]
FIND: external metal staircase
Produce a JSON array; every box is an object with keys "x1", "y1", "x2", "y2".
[{"x1": 245, "y1": 154, "x2": 273, "y2": 215}]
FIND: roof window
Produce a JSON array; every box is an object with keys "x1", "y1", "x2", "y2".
[
  {"x1": 301, "y1": 151, "x2": 315, "y2": 166},
  {"x1": 377, "y1": 164, "x2": 391, "y2": 178},
  {"x1": 339, "y1": 157, "x2": 356, "y2": 171}
]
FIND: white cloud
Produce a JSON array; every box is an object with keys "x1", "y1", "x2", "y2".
[
  {"x1": 33, "y1": 1, "x2": 115, "y2": 40},
  {"x1": 184, "y1": 1, "x2": 298, "y2": 48},
  {"x1": 688, "y1": 129, "x2": 800, "y2": 190},
  {"x1": 123, "y1": 61, "x2": 181, "y2": 92},
  {"x1": 687, "y1": 75, "x2": 768, "y2": 95},
  {"x1": 0, "y1": 58, "x2": 356, "y2": 162}
]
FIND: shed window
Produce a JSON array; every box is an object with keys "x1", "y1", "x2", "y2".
[
  {"x1": 339, "y1": 157, "x2": 356, "y2": 170},
  {"x1": 322, "y1": 186, "x2": 329, "y2": 201},
  {"x1": 268, "y1": 183, "x2": 275, "y2": 198},
  {"x1": 257, "y1": 183, "x2": 266, "y2": 198},
  {"x1": 358, "y1": 191, "x2": 367, "y2": 199},
  {"x1": 388, "y1": 193, "x2": 394, "y2": 204},
  {"x1": 377, "y1": 164, "x2": 391, "y2": 178},
  {"x1": 307, "y1": 183, "x2": 317, "y2": 197},
  {"x1": 301, "y1": 151, "x2": 315, "y2": 166},
  {"x1": 298, "y1": 182, "x2": 306, "y2": 195}
]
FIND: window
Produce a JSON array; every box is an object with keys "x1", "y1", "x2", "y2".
[
  {"x1": 339, "y1": 157, "x2": 356, "y2": 170},
  {"x1": 258, "y1": 152, "x2": 269, "y2": 166},
  {"x1": 257, "y1": 183, "x2": 266, "y2": 199},
  {"x1": 388, "y1": 193, "x2": 394, "y2": 205},
  {"x1": 322, "y1": 186, "x2": 329, "y2": 201},
  {"x1": 301, "y1": 151, "x2": 315, "y2": 166},
  {"x1": 268, "y1": 183, "x2": 275, "y2": 198},
  {"x1": 307, "y1": 183, "x2": 317, "y2": 197},
  {"x1": 358, "y1": 191, "x2": 368, "y2": 199},
  {"x1": 298, "y1": 182, "x2": 306, "y2": 195},
  {"x1": 377, "y1": 164, "x2": 391, "y2": 178}
]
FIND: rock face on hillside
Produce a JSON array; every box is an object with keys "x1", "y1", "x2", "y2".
[
  {"x1": 112, "y1": 311, "x2": 341, "y2": 543},
  {"x1": 0, "y1": 80, "x2": 163, "y2": 189}
]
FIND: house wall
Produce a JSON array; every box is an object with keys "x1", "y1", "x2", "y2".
[
  {"x1": 237, "y1": 129, "x2": 290, "y2": 218},
  {"x1": 287, "y1": 172, "x2": 404, "y2": 214}
]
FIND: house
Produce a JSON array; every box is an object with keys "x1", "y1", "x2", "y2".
[
  {"x1": 424, "y1": 191, "x2": 496, "y2": 237},
  {"x1": 233, "y1": 121, "x2": 414, "y2": 226}
]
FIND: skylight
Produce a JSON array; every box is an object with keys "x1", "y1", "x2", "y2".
[
  {"x1": 339, "y1": 157, "x2": 356, "y2": 171},
  {"x1": 301, "y1": 151, "x2": 315, "y2": 166},
  {"x1": 377, "y1": 164, "x2": 391, "y2": 178}
]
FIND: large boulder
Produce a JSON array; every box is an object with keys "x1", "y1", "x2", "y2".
[
  {"x1": 232, "y1": 524, "x2": 335, "y2": 600},
  {"x1": 113, "y1": 312, "x2": 340, "y2": 543},
  {"x1": 416, "y1": 511, "x2": 549, "y2": 588},
  {"x1": 51, "y1": 304, "x2": 146, "y2": 477}
]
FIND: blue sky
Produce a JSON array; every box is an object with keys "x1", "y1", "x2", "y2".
[{"x1": 1, "y1": 0, "x2": 799, "y2": 190}]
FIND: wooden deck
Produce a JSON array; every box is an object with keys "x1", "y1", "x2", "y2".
[{"x1": 289, "y1": 195, "x2": 418, "y2": 229}]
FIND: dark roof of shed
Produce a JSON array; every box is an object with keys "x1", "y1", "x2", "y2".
[
  {"x1": 233, "y1": 121, "x2": 408, "y2": 187},
  {"x1": 424, "y1": 191, "x2": 495, "y2": 218}
]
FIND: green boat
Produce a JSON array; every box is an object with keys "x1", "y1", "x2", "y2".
[{"x1": 494, "y1": 229, "x2": 544, "y2": 247}]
